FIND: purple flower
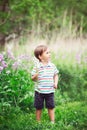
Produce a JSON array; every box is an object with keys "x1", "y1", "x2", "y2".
[
  {"x1": 76, "y1": 52, "x2": 82, "y2": 64},
  {"x1": 7, "y1": 49, "x2": 15, "y2": 60},
  {"x1": 18, "y1": 55, "x2": 30, "y2": 61},
  {"x1": 12, "y1": 62, "x2": 20, "y2": 69},
  {"x1": 0, "y1": 54, "x2": 3, "y2": 62},
  {"x1": 0, "y1": 66, "x2": 3, "y2": 72},
  {"x1": 1, "y1": 61, "x2": 7, "y2": 68}
]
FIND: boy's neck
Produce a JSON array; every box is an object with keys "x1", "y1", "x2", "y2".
[{"x1": 41, "y1": 61, "x2": 49, "y2": 65}]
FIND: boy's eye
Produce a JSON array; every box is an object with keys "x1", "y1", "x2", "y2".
[{"x1": 46, "y1": 51, "x2": 50, "y2": 54}]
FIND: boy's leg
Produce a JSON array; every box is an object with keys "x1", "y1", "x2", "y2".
[
  {"x1": 45, "y1": 93, "x2": 55, "y2": 123},
  {"x1": 48, "y1": 108, "x2": 55, "y2": 123},
  {"x1": 36, "y1": 109, "x2": 42, "y2": 121},
  {"x1": 34, "y1": 92, "x2": 44, "y2": 121}
]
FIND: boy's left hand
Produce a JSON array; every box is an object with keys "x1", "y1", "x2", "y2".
[{"x1": 54, "y1": 83, "x2": 58, "y2": 89}]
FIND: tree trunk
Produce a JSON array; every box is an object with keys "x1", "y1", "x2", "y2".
[{"x1": 0, "y1": 0, "x2": 9, "y2": 49}]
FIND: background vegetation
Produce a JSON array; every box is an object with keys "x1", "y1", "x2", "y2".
[
  {"x1": 0, "y1": 0, "x2": 87, "y2": 130},
  {"x1": 0, "y1": 48, "x2": 87, "y2": 130},
  {"x1": 0, "y1": 0, "x2": 87, "y2": 44}
]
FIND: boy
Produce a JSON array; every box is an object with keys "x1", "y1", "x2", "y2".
[{"x1": 31, "y1": 45, "x2": 59, "y2": 123}]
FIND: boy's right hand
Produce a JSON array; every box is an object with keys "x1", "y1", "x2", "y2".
[
  {"x1": 31, "y1": 73, "x2": 38, "y2": 81},
  {"x1": 32, "y1": 67, "x2": 39, "y2": 81}
]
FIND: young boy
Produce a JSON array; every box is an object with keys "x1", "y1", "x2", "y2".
[{"x1": 31, "y1": 45, "x2": 59, "y2": 123}]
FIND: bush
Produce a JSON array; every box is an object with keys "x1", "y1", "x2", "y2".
[
  {"x1": 52, "y1": 52, "x2": 87, "y2": 101},
  {"x1": 0, "y1": 50, "x2": 34, "y2": 112},
  {"x1": 55, "y1": 101, "x2": 87, "y2": 130}
]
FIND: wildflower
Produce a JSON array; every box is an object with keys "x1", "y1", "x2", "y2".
[
  {"x1": 6, "y1": 70, "x2": 10, "y2": 74},
  {"x1": 0, "y1": 54, "x2": 3, "y2": 62},
  {"x1": 18, "y1": 55, "x2": 26, "y2": 60},
  {"x1": 1, "y1": 61, "x2": 7, "y2": 68},
  {"x1": 7, "y1": 49, "x2": 15, "y2": 60},
  {"x1": 76, "y1": 52, "x2": 82, "y2": 64},
  {"x1": 18, "y1": 55, "x2": 30, "y2": 61},
  {"x1": 17, "y1": 59, "x2": 22, "y2": 64},
  {"x1": 0, "y1": 66, "x2": 3, "y2": 72},
  {"x1": 12, "y1": 61, "x2": 20, "y2": 70}
]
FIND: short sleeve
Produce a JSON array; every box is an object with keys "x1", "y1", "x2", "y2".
[
  {"x1": 31, "y1": 66, "x2": 37, "y2": 76},
  {"x1": 53, "y1": 64, "x2": 59, "y2": 74}
]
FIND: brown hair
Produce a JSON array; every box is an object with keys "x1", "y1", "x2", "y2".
[{"x1": 34, "y1": 45, "x2": 47, "y2": 61}]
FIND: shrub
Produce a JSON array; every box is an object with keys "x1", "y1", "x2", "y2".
[
  {"x1": 0, "y1": 50, "x2": 34, "y2": 113},
  {"x1": 52, "y1": 51, "x2": 87, "y2": 101},
  {"x1": 55, "y1": 101, "x2": 87, "y2": 130}
]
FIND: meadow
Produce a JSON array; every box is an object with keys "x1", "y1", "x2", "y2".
[{"x1": 0, "y1": 34, "x2": 87, "y2": 130}]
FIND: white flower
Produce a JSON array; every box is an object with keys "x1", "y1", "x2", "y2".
[{"x1": 6, "y1": 70, "x2": 10, "y2": 74}]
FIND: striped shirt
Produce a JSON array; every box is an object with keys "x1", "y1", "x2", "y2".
[{"x1": 31, "y1": 62, "x2": 59, "y2": 94}]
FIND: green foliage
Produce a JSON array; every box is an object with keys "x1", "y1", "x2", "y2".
[
  {"x1": 59, "y1": 66, "x2": 87, "y2": 100},
  {"x1": 0, "y1": 0, "x2": 87, "y2": 35},
  {"x1": 0, "y1": 51, "x2": 34, "y2": 113},
  {"x1": 51, "y1": 50, "x2": 87, "y2": 101},
  {"x1": 0, "y1": 101, "x2": 86, "y2": 130},
  {"x1": 55, "y1": 102, "x2": 87, "y2": 130}
]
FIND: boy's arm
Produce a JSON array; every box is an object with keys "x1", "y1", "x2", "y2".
[
  {"x1": 31, "y1": 66, "x2": 39, "y2": 81},
  {"x1": 54, "y1": 74, "x2": 58, "y2": 89},
  {"x1": 31, "y1": 73, "x2": 38, "y2": 81}
]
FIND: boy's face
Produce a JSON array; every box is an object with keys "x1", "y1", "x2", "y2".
[{"x1": 39, "y1": 48, "x2": 51, "y2": 62}]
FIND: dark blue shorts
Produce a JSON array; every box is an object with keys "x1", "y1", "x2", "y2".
[{"x1": 34, "y1": 91, "x2": 55, "y2": 109}]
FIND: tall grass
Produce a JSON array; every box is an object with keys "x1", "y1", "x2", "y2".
[{"x1": 3, "y1": 10, "x2": 87, "y2": 54}]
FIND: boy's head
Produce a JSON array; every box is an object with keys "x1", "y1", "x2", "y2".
[{"x1": 34, "y1": 45, "x2": 50, "y2": 62}]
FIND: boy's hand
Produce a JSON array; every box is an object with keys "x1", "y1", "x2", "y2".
[
  {"x1": 54, "y1": 74, "x2": 58, "y2": 89},
  {"x1": 35, "y1": 68, "x2": 39, "y2": 81},
  {"x1": 32, "y1": 72, "x2": 38, "y2": 81},
  {"x1": 34, "y1": 73, "x2": 38, "y2": 81},
  {"x1": 54, "y1": 83, "x2": 58, "y2": 89}
]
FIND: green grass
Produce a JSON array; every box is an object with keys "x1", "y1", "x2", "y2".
[{"x1": 0, "y1": 101, "x2": 87, "y2": 130}]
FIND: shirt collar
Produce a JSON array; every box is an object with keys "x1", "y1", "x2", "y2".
[{"x1": 39, "y1": 62, "x2": 51, "y2": 67}]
